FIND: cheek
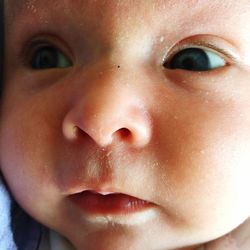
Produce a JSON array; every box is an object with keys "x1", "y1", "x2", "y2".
[
  {"x1": 0, "y1": 97, "x2": 60, "y2": 208},
  {"x1": 154, "y1": 95, "x2": 250, "y2": 230},
  {"x1": 0, "y1": 114, "x2": 67, "y2": 227},
  {"x1": 0, "y1": 121, "x2": 47, "y2": 196}
]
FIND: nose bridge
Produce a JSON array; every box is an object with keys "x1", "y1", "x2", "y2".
[
  {"x1": 85, "y1": 72, "x2": 139, "y2": 129},
  {"x1": 62, "y1": 67, "x2": 152, "y2": 148}
]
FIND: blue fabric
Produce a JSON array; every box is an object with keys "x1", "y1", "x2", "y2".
[
  {"x1": 11, "y1": 201, "x2": 42, "y2": 250},
  {"x1": 0, "y1": 178, "x2": 17, "y2": 250},
  {"x1": 0, "y1": 177, "x2": 42, "y2": 250}
]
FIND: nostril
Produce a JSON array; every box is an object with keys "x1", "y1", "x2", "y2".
[
  {"x1": 63, "y1": 104, "x2": 152, "y2": 147},
  {"x1": 115, "y1": 128, "x2": 132, "y2": 141}
]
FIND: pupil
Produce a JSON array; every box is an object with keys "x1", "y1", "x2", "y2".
[
  {"x1": 182, "y1": 58, "x2": 195, "y2": 70},
  {"x1": 169, "y1": 48, "x2": 210, "y2": 71},
  {"x1": 32, "y1": 47, "x2": 58, "y2": 69}
]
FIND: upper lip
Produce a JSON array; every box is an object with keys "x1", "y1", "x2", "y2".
[
  {"x1": 62, "y1": 169, "x2": 155, "y2": 204},
  {"x1": 69, "y1": 187, "x2": 154, "y2": 204},
  {"x1": 86, "y1": 190, "x2": 119, "y2": 195}
]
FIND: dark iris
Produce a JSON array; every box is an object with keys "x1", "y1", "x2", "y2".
[
  {"x1": 32, "y1": 47, "x2": 58, "y2": 69},
  {"x1": 31, "y1": 46, "x2": 72, "y2": 69},
  {"x1": 166, "y1": 48, "x2": 211, "y2": 71}
]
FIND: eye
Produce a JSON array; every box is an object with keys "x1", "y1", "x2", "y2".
[
  {"x1": 31, "y1": 46, "x2": 72, "y2": 69},
  {"x1": 164, "y1": 47, "x2": 226, "y2": 71}
]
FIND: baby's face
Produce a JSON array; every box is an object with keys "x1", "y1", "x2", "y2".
[{"x1": 2, "y1": 1, "x2": 250, "y2": 249}]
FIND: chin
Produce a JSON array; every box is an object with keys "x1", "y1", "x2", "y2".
[{"x1": 71, "y1": 231, "x2": 151, "y2": 250}]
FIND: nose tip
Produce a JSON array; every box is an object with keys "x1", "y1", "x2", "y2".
[
  {"x1": 62, "y1": 66, "x2": 152, "y2": 148},
  {"x1": 62, "y1": 103, "x2": 152, "y2": 148}
]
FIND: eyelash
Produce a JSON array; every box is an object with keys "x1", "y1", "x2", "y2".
[
  {"x1": 163, "y1": 42, "x2": 237, "y2": 70},
  {"x1": 22, "y1": 38, "x2": 73, "y2": 69}
]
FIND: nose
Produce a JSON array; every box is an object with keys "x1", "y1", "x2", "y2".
[{"x1": 62, "y1": 70, "x2": 152, "y2": 148}]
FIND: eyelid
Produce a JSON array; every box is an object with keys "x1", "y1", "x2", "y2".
[
  {"x1": 187, "y1": 41, "x2": 239, "y2": 63},
  {"x1": 22, "y1": 35, "x2": 74, "y2": 67},
  {"x1": 163, "y1": 39, "x2": 241, "y2": 67}
]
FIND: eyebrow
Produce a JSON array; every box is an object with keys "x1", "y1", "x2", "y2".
[{"x1": 5, "y1": 0, "x2": 31, "y2": 22}]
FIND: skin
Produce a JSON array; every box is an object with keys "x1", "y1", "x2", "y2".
[{"x1": 2, "y1": 0, "x2": 250, "y2": 249}]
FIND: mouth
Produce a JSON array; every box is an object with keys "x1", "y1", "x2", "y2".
[{"x1": 70, "y1": 190, "x2": 154, "y2": 215}]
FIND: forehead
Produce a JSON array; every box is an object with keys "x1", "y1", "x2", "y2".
[
  {"x1": 6, "y1": 0, "x2": 248, "y2": 26},
  {"x1": 4, "y1": 0, "x2": 250, "y2": 55}
]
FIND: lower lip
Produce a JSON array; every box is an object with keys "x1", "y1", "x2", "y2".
[{"x1": 70, "y1": 191, "x2": 153, "y2": 215}]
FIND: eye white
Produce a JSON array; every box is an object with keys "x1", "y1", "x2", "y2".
[{"x1": 205, "y1": 49, "x2": 226, "y2": 69}]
